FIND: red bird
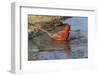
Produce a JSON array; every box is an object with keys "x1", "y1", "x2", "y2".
[{"x1": 39, "y1": 24, "x2": 72, "y2": 41}]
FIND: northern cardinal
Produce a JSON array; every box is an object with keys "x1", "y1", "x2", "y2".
[{"x1": 39, "y1": 24, "x2": 72, "y2": 41}]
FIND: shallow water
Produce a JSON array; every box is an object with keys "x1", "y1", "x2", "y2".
[{"x1": 28, "y1": 31, "x2": 88, "y2": 61}]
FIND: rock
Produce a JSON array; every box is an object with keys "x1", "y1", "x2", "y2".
[{"x1": 28, "y1": 16, "x2": 70, "y2": 39}]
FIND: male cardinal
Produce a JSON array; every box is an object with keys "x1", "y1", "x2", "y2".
[{"x1": 39, "y1": 24, "x2": 72, "y2": 41}]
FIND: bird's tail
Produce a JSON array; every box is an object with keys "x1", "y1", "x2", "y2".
[{"x1": 39, "y1": 28, "x2": 53, "y2": 38}]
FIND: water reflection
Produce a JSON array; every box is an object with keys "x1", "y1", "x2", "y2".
[
  {"x1": 53, "y1": 40, "x2": 72, "y2": 55},
  {"x1": 28, "y1": 34, "x2": 88, "y2": 61}
]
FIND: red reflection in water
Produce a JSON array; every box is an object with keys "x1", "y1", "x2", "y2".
[{"x1": 53, "y1": 40, "x2": 72, "y2": 55}]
